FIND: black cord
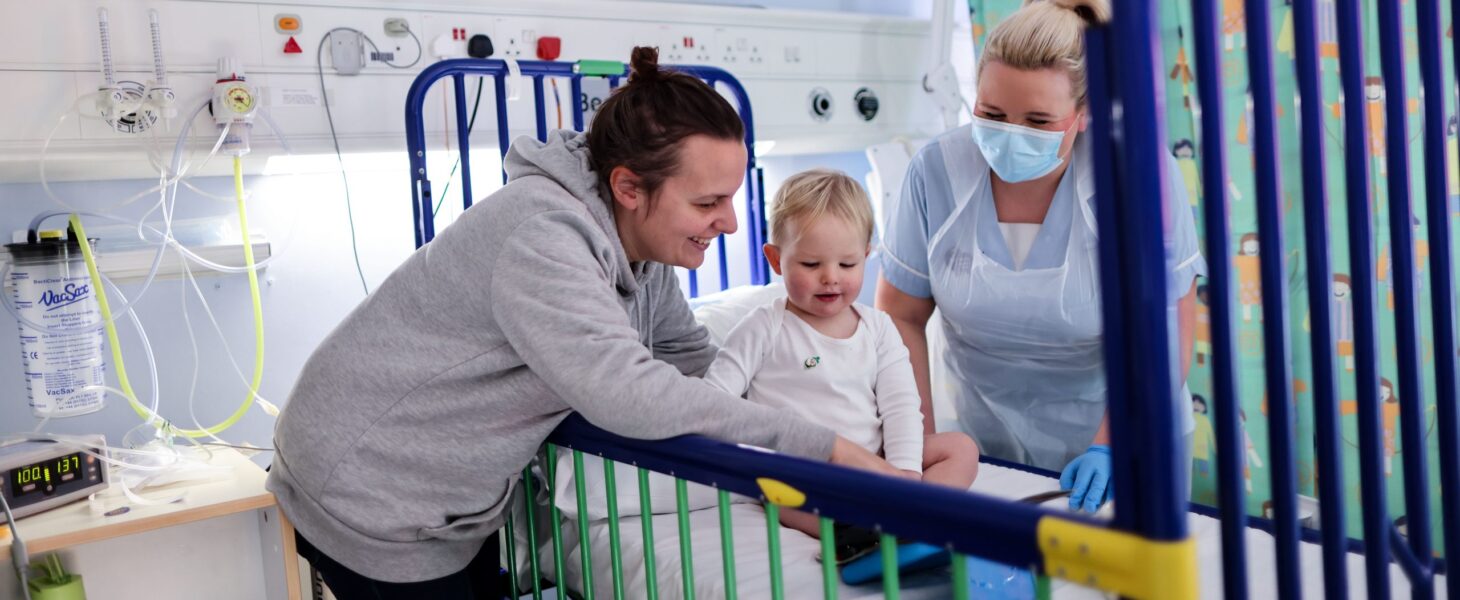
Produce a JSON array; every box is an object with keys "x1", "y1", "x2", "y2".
[
  {"x1": 317, "y1": 29, "x2": 373, "y2": 297},
  {"x1": 434, "y1": 77, "x2": 486, "y2": 218}
]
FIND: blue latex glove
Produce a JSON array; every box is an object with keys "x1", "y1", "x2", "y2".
[{"x1": 1059, "y1": 445, "x2": 1111, "y2": 513}]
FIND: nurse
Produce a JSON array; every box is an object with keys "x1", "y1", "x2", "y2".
[{"x1": 877, "y1": 0, "x2": 1205, "y2": 512}]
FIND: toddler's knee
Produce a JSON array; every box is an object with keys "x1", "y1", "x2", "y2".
[{"x1": 940, "y1": 431, "x2": 979, "y2": 462}]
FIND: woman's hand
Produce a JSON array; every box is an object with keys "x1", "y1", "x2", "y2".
[
  {"x1": 1060, "y1": 445, "x2": 1112, "y2": 513},
  {"x1": 830, "y1": 436, "x2": 903, "y2": 477}
]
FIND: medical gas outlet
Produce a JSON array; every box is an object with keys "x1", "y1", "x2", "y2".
[{"x1": 213, "y1": 58, "x2": 259, "y2": 156}]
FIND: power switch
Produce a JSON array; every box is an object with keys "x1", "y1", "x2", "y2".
[
  {"x1": 537, "y1": 36, "x2": 561, "y2": 60},
  {"x1": 275, "y1": 14, "x2": 301, "y2": 34}
]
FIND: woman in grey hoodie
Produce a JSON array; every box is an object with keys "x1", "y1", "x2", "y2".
[{"x1": 266, "y1": 47, "x2": 898, "y2": 599}]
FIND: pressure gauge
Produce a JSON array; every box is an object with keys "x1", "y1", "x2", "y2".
[
  {"x1": 212, "y1": 58, "x2": 258, "y2": 155},
  {"x1": 223, "y1": 85, "x2": 255, "y2": 114}
]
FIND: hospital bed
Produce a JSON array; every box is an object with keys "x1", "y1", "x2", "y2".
[
  {"x1": 547, "y1": 464, "x2": 1442, "y2": 599},
  {"x1": 401, "y1": 0, "x2": 1460, "y2": 593},
  {"x1": 521, "y1": 285, "x2": 1444, "y2": 600}
]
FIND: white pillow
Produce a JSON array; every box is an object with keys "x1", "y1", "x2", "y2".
[
  {"x1": 554, "y1": 284, "x2": 784, "y2": 521},
  {"x1": 689, "y1": 282, "x2": 786, "y2": 344}
]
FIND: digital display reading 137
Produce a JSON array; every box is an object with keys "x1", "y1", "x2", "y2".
[{"x1": 10, "y1": 452, "x2": 83, "y2": 497}]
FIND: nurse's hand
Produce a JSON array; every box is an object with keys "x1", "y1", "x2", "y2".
[
  {"x1": 1059, "y1": 445, "x2": 1112, "y2": 513},
  {"x1": 830, "y1": 436, "x2": 902, "y2": 478}
]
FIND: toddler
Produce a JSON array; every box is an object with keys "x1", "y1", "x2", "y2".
[{"x1": 705, "y1": 168, "x2": 979, "y2": 538}]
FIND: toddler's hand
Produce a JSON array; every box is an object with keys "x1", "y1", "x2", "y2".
[{"x1": 898, "y1": 470, "x2": 922, "y2": 481}]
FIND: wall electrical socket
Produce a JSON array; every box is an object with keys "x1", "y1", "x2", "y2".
[{"x1": 383, "y1": 18, "x2": 409, "y2": 37}]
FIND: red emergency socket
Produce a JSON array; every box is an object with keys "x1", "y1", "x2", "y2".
[{"x1": 537, "y1": 36, "x2": 561, "y2": 60}]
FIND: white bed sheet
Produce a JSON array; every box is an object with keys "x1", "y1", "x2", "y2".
[
  {"x1": 966, "y1": 463, "x2": 1446, "y2": 600},
  {"x1": 559, "y1": 502, "x2": 951, "y2": 600},
  {"x1": 533, "y1": 463, "x2": 1445, "y2": 599}
]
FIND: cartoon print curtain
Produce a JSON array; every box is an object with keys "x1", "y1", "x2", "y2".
[{"x1": 966, "y1": 0, "x2": 1456, "y2": 554}]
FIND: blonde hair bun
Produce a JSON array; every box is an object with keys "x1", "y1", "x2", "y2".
[
  {"x1": 979, "y1": 0, "x2": 1111, "y2": 104},
  {"x1": 1044, "y1": 0, "x2": 1111, "y2": 25}
]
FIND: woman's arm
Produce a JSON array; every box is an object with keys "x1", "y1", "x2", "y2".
[
  {"x1": 876, "y1": 276, "x2": 938, "y2": 434},
  {"x1": 648, "y1": 266, "x2": 719, "y2": 376},
  {"x1": 1092, "y1": 280, "x2": 1198, "y2": 447},
  {"x1": 492, "y1": 214, "x2": 835, "y2": 459},
  {"x1": 1179, "y1": 280, "x2": 1197, "y2": 382}
]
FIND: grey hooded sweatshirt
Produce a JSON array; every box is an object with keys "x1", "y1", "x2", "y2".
[{"x1": 266, "y1": 130, "x2": 835, "y2": 582}]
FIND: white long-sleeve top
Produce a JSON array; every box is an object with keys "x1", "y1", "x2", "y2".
[{"x1": 704, "y1": 298, "x2": 925, "y2": 472}]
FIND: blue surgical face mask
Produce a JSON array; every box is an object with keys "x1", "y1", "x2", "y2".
[{"x1": 971, "y1": 115, "x2": 1074, "y2": 183}]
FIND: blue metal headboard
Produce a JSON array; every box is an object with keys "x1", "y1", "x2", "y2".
[{"x1": 403, "y1": 58, "x2": 770, "y2": 297}]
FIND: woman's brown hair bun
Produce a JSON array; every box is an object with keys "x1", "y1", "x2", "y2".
[
  {"x1": 628, "y1": 46, "x2": 663, "y2": 84},
  {"x1": 587, "y1": 46, "x2": 745, "y2": 200}
]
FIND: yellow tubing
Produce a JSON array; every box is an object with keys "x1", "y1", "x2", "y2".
[{"x1": 69, "y1": 155, "x2": 266, "y2": 437}]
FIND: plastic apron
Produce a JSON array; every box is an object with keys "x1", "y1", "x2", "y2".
[{"x1": 929, "y1": 129, "x2": 1106, "y2": 471}]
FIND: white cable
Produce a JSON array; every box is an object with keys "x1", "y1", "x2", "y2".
[
  {"x1": 1, "y1": 491, "x2": 32, "y2": 600},
  {"x1": 182, "y1": 257, "x2": 278, "y2": 414},
  {"x1": 10, "y1": 433, "x2": 187, "y2": 473},
  {"x1": 179, "y1": 256, "x2": 231, "y2": 445},
  {"x1": 256, "y1": 109, "x2": 293, "y2": 155},
  {"x1": 39, "y1": 89, "x2": 175, "y2": 214},
  {"x1": 8, "y1": 98, "x2": 234, "y2": 337},
  {"x1": 101, "y1": 273, "x2": 162, "y2": 421}
]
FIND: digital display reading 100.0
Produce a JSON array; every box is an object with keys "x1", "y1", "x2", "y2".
[{"x1": 10, "y1": 452, "x2": 83, "y2": 497}]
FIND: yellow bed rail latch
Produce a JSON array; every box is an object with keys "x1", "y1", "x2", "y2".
[
  {"x1": 756, "y1": 478, "x2": 806, "y2": 508},
  {"x1": 1037, "y1": 515, "x2": 1197, "y2": 600}
]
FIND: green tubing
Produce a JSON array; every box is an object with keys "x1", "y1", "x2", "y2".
[
  {"x1": 638, "y1": 468, "x2": 660, "y2": 600},
  {"x1": 504, "y1": 511, "x2": 520, "y2": 599},
  {"x1": 951, "y1": 553, "x2": 970, "y2": 600},
  {"x1": 676, "y1": 478, "x2": 696, "y2": 600},
  {"x1": 576, "y1": 59, "x2": 625, "y2": 76},
  {"x1": 572, "y1": 451, "x2": 596, "y2": 599},
  {"x1": 717, "y1": 490, "x2": 737, "y2": 599},
  {"x1": 765, "y1": 504, "x2": 785, "y2": 600},
  {"x1": 546, "y1": 445, "x2": 567, "y2": 597},
  {"x1": 522, "y1": 468, "x2": 543, "y2": 600},
  {"x1": 1036, "y1": 574, "x2": 1052, "y2": 599},
  {"x1": 819, "y1": 517, "x2": 837, "y2": 600},
  {"x1": 879, "y1": 534, "x2": 900, "y2": 600},
  {"x1": 603, "y1": 461, "x2": 626, "y2": 600}
]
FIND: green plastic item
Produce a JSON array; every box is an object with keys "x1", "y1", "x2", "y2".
[
  {"x1": 674, "y1": 479, "x2": 695, "y2": 600},
  {"x1": 575, "y1": 60, "x2": 626, "y2": 77},
  {"x1": 716, "y1": 490, "x2": 737, "y2": 600},
  {"x1": 544, "y1": 445, "x2": 567, "y2": 599},
  {"x1": 636, "y1": 468, "x2": 659, "y2": 600},
  {"x1": 1035, "y1": 574, "x2": 1053, "y2": 600},
  {"x1": 818, "y1": 518, "x2": 838, "y2": 600},
  {"x1": 879, "y1": 534, "x2": 900, "y2": 600},
  {"x1": 602, "y1": 460, "x2": 626, "y2": 600},
  {"x1": 571, "y1": 451, "x2": 596, "y2": 599},
  {"x1": 28, "y1": 554, "x2": 85, "y2": 600}
]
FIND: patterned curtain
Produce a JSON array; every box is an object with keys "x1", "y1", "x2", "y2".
[{"x1": 966, "y1": 0, "x2": 1455, "y2": 554}]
